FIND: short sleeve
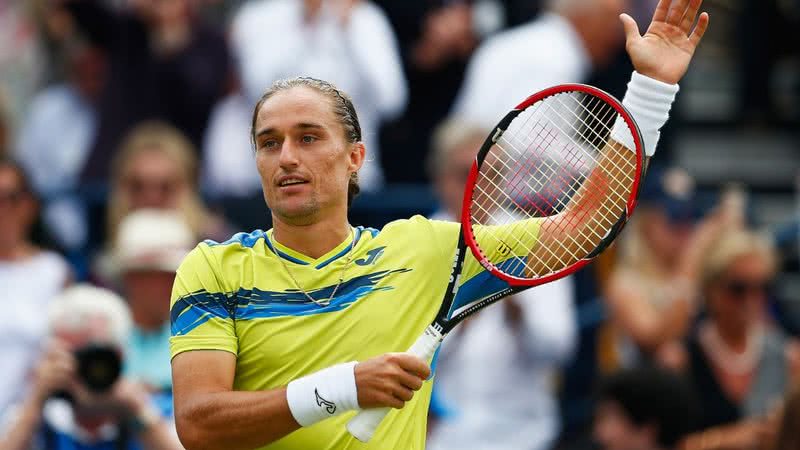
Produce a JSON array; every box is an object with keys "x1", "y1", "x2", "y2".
[
  {"x1": 169, "y1": 244, "x2": 238, "y2": 359},
  {"x1": 427, "y1": 217, "x2": 542, "y2": 315}
]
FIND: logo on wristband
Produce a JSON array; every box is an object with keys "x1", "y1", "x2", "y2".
[{"x1": 315, "y1": 389, "x2": 337, "y2": 414}]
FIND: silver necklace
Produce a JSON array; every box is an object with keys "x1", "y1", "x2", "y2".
[{"x1": 275, "y1": 227, "x2": 356, "y2": 307}]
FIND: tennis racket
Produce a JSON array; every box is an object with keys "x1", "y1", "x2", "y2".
[{"x1": 347, "y1": 84, "x2": 645, "y2": 442}]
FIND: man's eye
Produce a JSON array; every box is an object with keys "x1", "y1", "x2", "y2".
[
  {"x1": 302, "y1": 135, "x2": 317, "y2": 144},
  {"x1": 263, "y1": 139, "x2": 278, "y2": 149}
]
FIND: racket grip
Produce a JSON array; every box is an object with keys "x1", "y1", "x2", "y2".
[{"x1": 346, "y1": 326, "x2": 443, "y2": 442}]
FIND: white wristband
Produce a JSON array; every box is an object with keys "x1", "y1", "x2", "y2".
[
  {"x1": 610, "y1": 71, "x2": 680, "y2": 157},
  {"x1": 286, "y1": 362, "x2": 359, "y2": 427}
]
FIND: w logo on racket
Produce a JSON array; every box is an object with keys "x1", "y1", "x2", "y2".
[
  {"x1": 497, "y1": 242, "x2": 512, "y2": 257},
  {"x1": 315, "y1": 389, "x2": 337, "y2": 415}
]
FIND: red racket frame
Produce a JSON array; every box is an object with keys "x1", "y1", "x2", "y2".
[{"x1": 460, "y1": 83, "x2": 644, "y2": 287}]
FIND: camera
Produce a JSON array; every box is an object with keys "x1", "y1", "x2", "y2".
[{"x1": 73, "y1": 344, "x2": 122, "y2": 393}]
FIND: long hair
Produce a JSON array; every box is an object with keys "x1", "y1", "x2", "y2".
[
  {"x1": 249, "y1": 77, "x2": 362, "y2": 208},
  {"x1": 107, "y1": 121, "x2": 209, "y2": 242}
]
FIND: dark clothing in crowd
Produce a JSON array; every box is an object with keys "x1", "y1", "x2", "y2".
[
  {"x1": 686, "y1": 329, "x2": 789, "y2": 430},
  {"x1": 376, "y1": 0, "x2": 474, "y2": 184},
  {"x1": 63, "y1": 0, "x2": 231, "y2": 182}
]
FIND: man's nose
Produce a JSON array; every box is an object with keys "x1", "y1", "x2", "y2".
[{"x1": 279, "y1": 140, "x2": 300, "y2": 169}]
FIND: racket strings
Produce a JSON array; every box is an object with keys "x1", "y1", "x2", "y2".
[{"x1": 469, "y1": 90, "x2": 637, "y2": 279}]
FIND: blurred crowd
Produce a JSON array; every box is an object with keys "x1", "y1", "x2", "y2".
[{"x1": 1, "y1": 0, "x2": 799, "y2": 449}]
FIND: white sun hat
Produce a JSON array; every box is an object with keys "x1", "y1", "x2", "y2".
[{"x1": 114, "y1": 209, "x2": 195, "y2": 273}]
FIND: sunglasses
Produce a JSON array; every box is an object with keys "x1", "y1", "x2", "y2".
[{"x1": 721, "y1": 279, "x2": 773, "y2": 299}]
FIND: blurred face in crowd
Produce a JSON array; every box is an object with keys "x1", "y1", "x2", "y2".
[
  {"x1": 254, "y1": 87, "x2": 363, "y2": 224},
  {"x1": 70, "y1": 46, "x2": 107, "y2": 101},
  {"x1": 0, "y1": 165, "x2": 37, "y2": 251},
  {"x1": 641, "y1": 208, "x2": 692, "y2": 268},
  {"x1": 120, "y1": 147, "x2": 188, "y2": 211},
  {"x1": 123, "y1": 270, "x2": 175, "y2": 330},
  {"x1": 594, "y1": 399, "x2": 659, "y2": 450},
  {"x1": 52, "y1": 319, "x2": 125, "y2": 415},
  {"x1": 435, "y1": 136, "x2": 483, "y2": 219},
  {"x1": 707, "y1": 253, "x2": 773, "y2": 332},
  {"x1": 571, "y1": 0, "x2": 628, "y2": 67},
  {"x1": 131, "y1": 0, "x2": 190, "y2": 26}
]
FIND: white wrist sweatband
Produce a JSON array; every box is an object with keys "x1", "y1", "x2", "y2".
[
  {"x1": 611, "y1": 71, "x2": 680, "y2": 157},
  {"x1": 286, "y1": 362, "x2": 359, "y2": 427}
]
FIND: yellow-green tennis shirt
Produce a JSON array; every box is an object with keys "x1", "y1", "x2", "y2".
[{"x1": 170, "y1": 215, "x2": 539, "y2": 450}]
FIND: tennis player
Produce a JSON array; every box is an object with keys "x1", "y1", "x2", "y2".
[{"x1": 170, "y1": 1, "x2": 709, "y2": 449}]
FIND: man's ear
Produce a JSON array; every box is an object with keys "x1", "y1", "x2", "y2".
[{"x1": 349, "y1": 142, "x2": 366, "y2": 173}]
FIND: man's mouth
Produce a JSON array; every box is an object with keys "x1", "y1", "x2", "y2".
[{"x1": 278, "y1": 177, "x2": 309, "y2": 187}]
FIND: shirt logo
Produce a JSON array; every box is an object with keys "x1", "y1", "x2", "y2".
[
  {"x1": 355, "y1": 246, "x2": 386, "y2": 266},
  {"x1": 315, "y1": 389, "x2": 336, "y2": 414}
]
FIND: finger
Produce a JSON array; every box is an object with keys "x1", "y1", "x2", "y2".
[
  {"x1": 382, "y1": 393, "x2": 405, "y2": 410},
  {"x1": 393, "y1": 386, "x2": 415, "y2": 402},
  {"x1": 395, "y1": 354, "x2": 431, "y2": 379},
  {"x1": 396, "y1": 370, "x2": 425, "y2": 391},
  {"x1": 679, "y1": 0, "x2": 702, "y2": 33},
  {"x1": 619, "y1": 14, "x2": 640, "y2": 43},
  {"x1": 651, "y1": 0, "x2": 670, "y2": 22},
  {"x1": 665, "y1": 0, "x2": 690, "y2": 26},
  {"x1": 688, "y1": 12, "x2": 709, "y2": 47}
]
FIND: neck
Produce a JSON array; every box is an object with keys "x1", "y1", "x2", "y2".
[
  {"x1": 0, "y1": 240, "x2": 33, "y2": 262},
  {"x1": 131, "y1": 308, "x2": 165, "y2": 332},
  {"x1": 75, "y1": 412, "x2": 112, "y2": 434},
  {"x1": 712, "y1": 320, "x2": 750, "y2": 352},
  {"x1": 271, "y1": 213, "x2": 351, "y2": 259}
]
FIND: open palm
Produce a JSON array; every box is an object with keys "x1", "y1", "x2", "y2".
[{"x1": 622, "y1": 0, "x2": 710, "y2": 85}]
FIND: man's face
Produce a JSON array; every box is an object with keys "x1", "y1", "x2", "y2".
[
  {"x1": 253, "y1": 87, "x2": 364, "y2": 224},
  {"x1": 593, "y1": 400, "x2": 659, "y2": 450}
]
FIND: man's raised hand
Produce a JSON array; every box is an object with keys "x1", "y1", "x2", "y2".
[{"x1": 621, "y1": 0, "x2": 710, "y2": 85}]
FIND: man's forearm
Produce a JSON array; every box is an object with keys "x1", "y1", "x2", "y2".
[{"x1": 176, "y1": 388, "x2": 300, "y2": 450}]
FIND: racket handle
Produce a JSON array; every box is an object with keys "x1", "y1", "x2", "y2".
[{"x1": 346, "y1": 326, "x2": 443, "y2": 442}]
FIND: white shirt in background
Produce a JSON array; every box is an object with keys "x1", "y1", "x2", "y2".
[
  {"x1": 229, "y1": 0, "x2": 407, "y2": 191},
  {"x1": 427, "y1": 212, "x2": 577, "y2": 450},
  {"x1": 0, "y1": 251, "x2": 69, "y2": 412},
  {"x1": 15, "y1": 84, "x2": 95, "y2": 249},
  {"x1": 202, "y1": 92, "x2": 261, "y2": 198},
  {"x1": 452, "y1": 13, "x2": 591, "y2": 127}
]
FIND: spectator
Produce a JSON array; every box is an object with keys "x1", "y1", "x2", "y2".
[
  {"x1": 15, "y1": 40, "x2": 105, "y2": 251},
  {"x1": 376, "y1": 0, "x2": 488, "y2": 183},
  {"x1": 593, "y1": 366, "x2": 698, "y2": 450},
  {"x1": 680, "y1": 229, "x2": 800, "y2": 450},
  {"x1": 202, "y1": 86, "x2": 260, "y2": 199},
  {"x1": 452, "y1": 0, "x2": 628, "y2": 127},
  {"x1": 114, "y1": 209, "x2": 195, "y2": 391},
  {"x1": 15, "y1": 39, "x2": 103, "y2": 200},
  {"x1": 107, "y1": 121, "x2": 229, "y2": 246},
  {"x1": 0, "y1": 158, "x2": 70, "y2": 413},
  {"x1": 228, "y1": 0, "x2": 407, "y2": 191},
  {"x1": 426, "y1": 118, "x2": 576, "y2": 450},
  {"x1": 604, "y1": 168, "x2": 734, "y2": 368},
  {"x1": 55, "y1": 0, "x2": 231, "y2": 182},
  {"x1": 0, "y1": 284, "x2": 183, "y2": 450}
]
